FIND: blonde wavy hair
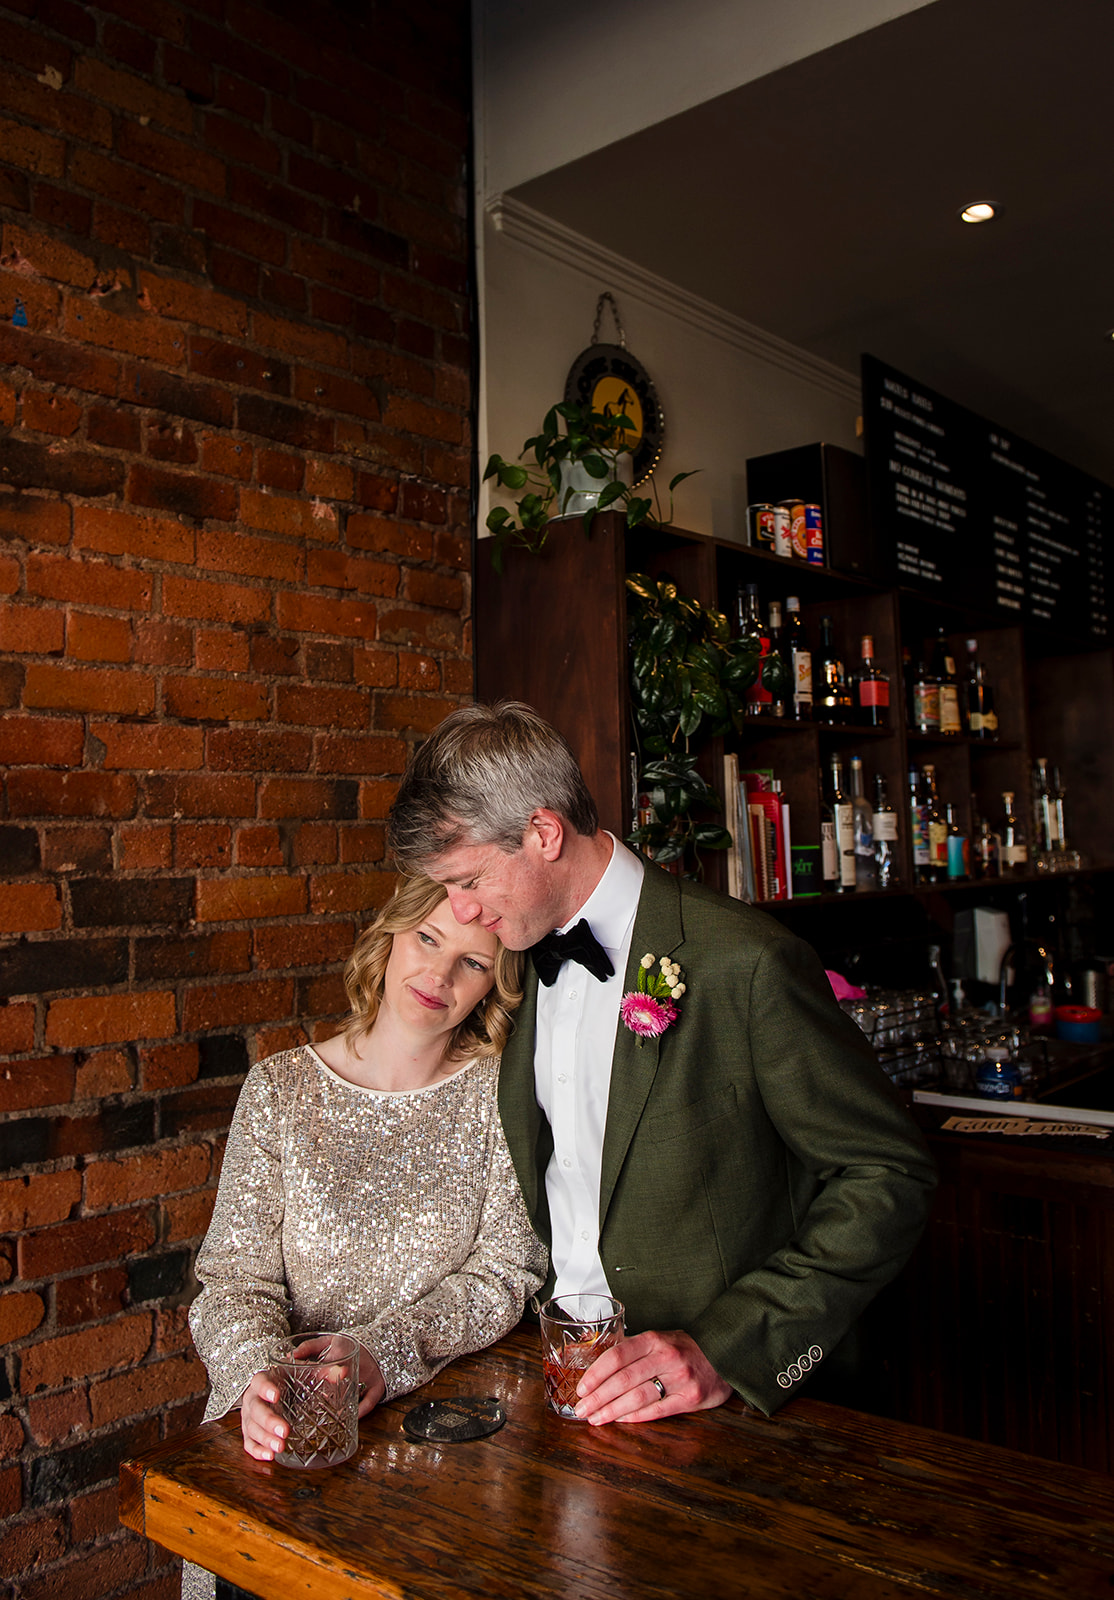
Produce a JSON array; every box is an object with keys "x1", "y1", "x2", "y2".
[{"x1": 343, "y1": 875, "x2": 523, "y2": 1061}]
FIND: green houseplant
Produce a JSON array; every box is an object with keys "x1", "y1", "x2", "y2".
[
  {"x1": 483, "y1": 399, "x2": 695, "y2": 572},
  {"x1": 625, "y1": 573, "x2": 764, "y2": 872}
]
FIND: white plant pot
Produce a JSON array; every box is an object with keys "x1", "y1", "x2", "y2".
[{"x1": 553, "y1": 451, "x2": 633, "y2": 521}]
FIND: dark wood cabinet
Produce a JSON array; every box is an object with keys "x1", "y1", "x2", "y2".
[{"x1": 871, "y1": 1117, "x2": 1114, "y2": 1472}]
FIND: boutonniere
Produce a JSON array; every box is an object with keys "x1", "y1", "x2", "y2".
[{"x1": 621, "y1": 953, "x2": 685, "y2": 1044}]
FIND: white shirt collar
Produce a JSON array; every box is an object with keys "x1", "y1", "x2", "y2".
[{"x1": 556, "y1": 832, "x2": 643, "y2": 957}]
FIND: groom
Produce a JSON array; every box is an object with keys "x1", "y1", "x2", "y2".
[{"x1": 387, "y1": 702, "x2": 935, "y2": 1422}]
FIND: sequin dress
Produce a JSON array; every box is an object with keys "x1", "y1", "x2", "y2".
[{"x1": 182, "y1": 1044, "x2": 545, "y2": 1600}]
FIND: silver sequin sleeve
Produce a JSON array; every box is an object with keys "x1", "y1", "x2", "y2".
[{"x1": 188, "y1": 1047, "x2": 547, "y2": 1417}]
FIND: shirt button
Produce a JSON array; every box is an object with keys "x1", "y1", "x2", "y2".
[
  {"x1": 568, "y1": 988, "x2": 578, "y2": 999},
  {"x1": 557, "y1": 1073, "x2": 568, "y2": 1084},
  {"x1": 580, "y1": 1231, "x2": 589, "y2": 1241},
  {"x1": 562, "y1": 1158, "x2": 572, "y2": 1168}
]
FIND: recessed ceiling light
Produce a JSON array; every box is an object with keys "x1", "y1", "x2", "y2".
[{"x1": 959, "y1": 201, "x2": 1000, "y2": 224}]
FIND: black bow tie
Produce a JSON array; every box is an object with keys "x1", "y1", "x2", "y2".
[{"x1": 530, "y1": 920, "x2": 615, "y2": 988}]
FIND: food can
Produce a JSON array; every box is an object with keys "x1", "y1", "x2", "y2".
[
  {"x1": 780, "y1": 500, "x2": 806, "y2": 560},
  {"x1": 772, "y1": 504, "x2": 792, "y2": 558},
  {"x1": 746, "y1": 503, "x2": 777, "y2": 549},
  {"x1": 805, "y1": 503, "x2": 824, "y2": 565}
]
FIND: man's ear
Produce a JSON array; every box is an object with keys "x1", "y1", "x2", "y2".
[{"x1": 526, "y1": 809, "x2": 565, "y2": 861}]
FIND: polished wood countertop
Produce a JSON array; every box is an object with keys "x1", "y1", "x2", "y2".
[{"x1": 120, "y1": 1324, "x2": 1114, "y2": 1599}]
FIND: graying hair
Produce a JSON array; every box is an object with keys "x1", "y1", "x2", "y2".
[{"x1": 387, "y1": 701, "x2": 599, "y2": 872}]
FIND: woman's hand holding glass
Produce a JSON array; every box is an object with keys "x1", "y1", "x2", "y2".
[{"x1": 239, "y1": 1343, "x2": 386, "y2": 1462}]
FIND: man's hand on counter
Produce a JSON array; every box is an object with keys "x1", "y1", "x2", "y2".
[{"x1": 574, "y1": 1328, "x2": 733, "y2": 1423}]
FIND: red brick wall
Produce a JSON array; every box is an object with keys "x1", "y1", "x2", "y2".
[{"x1": 0, "y1": 0, "x2": 473, "y2": 1591}]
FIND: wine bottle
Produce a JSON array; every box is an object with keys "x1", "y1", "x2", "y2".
[
  {"x1": 856, "y1": 634, "x2": 890, "y2": 727},
  {"x1": 765, "y1": 600, "x2": 790, "y2": 718},
  {"x1": 872, "y1": 772, "x2": 899, "y2": 889},
  {"x1": 826, "y1": 754, "x2": 856, "y2": 893},
  {"x1": 741, "y1": 584, "x2": 773, "y2": 716},
  {"x1": 849, "y1": 756, "x2": 876, "y2": 890},
  {"x1": 784, "y1": 596, "x2": 812, "y2": 721}
]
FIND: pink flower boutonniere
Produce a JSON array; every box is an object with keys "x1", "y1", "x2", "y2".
[{"x1": 621, "y1": 953, "x2": 686, "y2": 1045}]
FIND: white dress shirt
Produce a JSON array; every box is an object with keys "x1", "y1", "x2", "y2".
[{"x1": 534, "y1": 835, "x2": 644, "y2": 1297}]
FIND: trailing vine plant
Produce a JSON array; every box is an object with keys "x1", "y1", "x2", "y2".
[
  {"x1": 625, "y1": 573, "x2": 761, "y2": 874},
  {"x1": 483, "y1": 400, "x2": 697, "y2": 573}
]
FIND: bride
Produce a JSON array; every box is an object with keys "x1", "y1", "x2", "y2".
[{"x1": 187, "y1": 873, "x2": 545, "y2": 1478}]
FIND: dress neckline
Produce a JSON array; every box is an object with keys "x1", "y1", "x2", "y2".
[{"x1": 304, "y1": 1043, "x2": 482, "y2": 1097}]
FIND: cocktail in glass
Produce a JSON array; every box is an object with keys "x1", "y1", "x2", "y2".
[{"x1": 539, "y1": 1294, "x2": 624, "y2": 1419}]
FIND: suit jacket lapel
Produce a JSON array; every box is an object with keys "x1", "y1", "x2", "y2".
[
  {"x1": 598, "y1": 865, "x2": 685, "y2": 1226},
  {"x1": 498, "y1": 961, "x2": 546, "y2": 1225}
]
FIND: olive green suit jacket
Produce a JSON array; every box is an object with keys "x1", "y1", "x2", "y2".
[{"x1": 497, "y1": 860, "x2": 936, "y2": 1415}]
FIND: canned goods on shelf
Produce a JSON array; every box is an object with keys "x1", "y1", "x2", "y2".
[
  {"x1": 782, "y1": 500, "x2": 807, "y2": 560},
  {"x1": 805, "y1": 504, "x2": 824, "y2": 565},
  {"x1": 746, "y1": 503, "x2": 777, "y2": 548},
  {"x1": 772, "y1": 503, "x2": 792, "y2": 558}
]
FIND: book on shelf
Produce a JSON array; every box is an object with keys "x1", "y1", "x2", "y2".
[{"x1": 725, "y1": 763, "x2": 791, "y2": 903}]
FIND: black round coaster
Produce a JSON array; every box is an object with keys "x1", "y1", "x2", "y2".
[{"x1": 401, "y1": 1395, "x2": 506, "y2": 1444}]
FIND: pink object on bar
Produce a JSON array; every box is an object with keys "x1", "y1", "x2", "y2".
[{"x1": 826, "y1": 969, "x2": 867, "y2": 1001}]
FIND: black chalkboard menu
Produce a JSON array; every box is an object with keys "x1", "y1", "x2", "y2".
[{"x1": 862, "y1": 354, "x2": 1112, "y2": 641}]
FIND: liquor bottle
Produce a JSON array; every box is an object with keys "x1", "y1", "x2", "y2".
[
  {"x1": 819, "y1": 782, "x2": 838, "y2": 893},
  {"x1": 784, "y1": 596, "x2": 812, "y2": 721},
  {"x1": 965, "y1": 639, "x2": 998, "y2": 740},
  {"x1": 945, "y1": 801, "x2": 969, "y2": 881},
  {"x1": 1034, "y1": 757, "x2": 1059, "y2": 854},
  {"x1": 931, "y1": 628, "x2": 962, "y2": 735},
  {"x1": 1052, "y1": 765, "x2": 1068, "y2": 856},
  {"x1": 765, "y1": 600, "x2": 790, "y2": 718},
  {"x1": 849, "y1": 756, "x2": 876, "y2": 890},
  {"x1": 855, "y1": 634, "x2": 890, "y2": 727},
  {"x1": 872, "y1": 772, "x2": 900, "y2": 889},
  {"x1": 740, "y1": 584, "x2": 773, "y2": 716},
  {"x1": 921, "y1": 763, "x2": 948, "y2": 883},
  {"x1": 911, "y1": 658, "x2": 940, "y2": 734},
  {"x1": 815, "y1": 617, "x2": 852, "y2": 724},
  {"x1": 970, "y1": 794, "x2": 999, "y2": 879},
  {"x1": 826, "y1": 755, "x2": 856, "y2": 893},
  {"x1": 999, "y1": 790, "x2": 1029, "y2": 874},
  {"x1": 909, "y1": 764, "x2": 930, "y2": 883}
]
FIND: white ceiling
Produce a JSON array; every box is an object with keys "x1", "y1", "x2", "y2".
[{"x1": 507, "y1": 0, "x2": 1114, "y2": 486}]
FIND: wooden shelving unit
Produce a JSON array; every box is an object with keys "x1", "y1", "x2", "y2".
[{"x1": 474, "y1": 508, "x2": 1114, "y2": 932}]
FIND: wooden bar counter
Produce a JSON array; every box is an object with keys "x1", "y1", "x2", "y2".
[{"x1": 121, "y1": 1324, "x2": 1114, "y2": 1599}]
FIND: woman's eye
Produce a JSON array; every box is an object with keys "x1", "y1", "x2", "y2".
[
  {"x1": 417, "y1": 930, "x2": 435, "y2": 945},
  {"x1": 464, "y1": 957, "x2": 487, "y2": 972}
]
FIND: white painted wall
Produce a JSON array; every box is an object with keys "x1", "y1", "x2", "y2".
[
  {"x1": 475, "y1": 0, "x2": 938, "y2": 546},
  {"x1": 479, "y1": 0, "x2": 937, "y2": 196},
  {"x1": 481, "y1": 201, "x2": 861, "y2": 545}
]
